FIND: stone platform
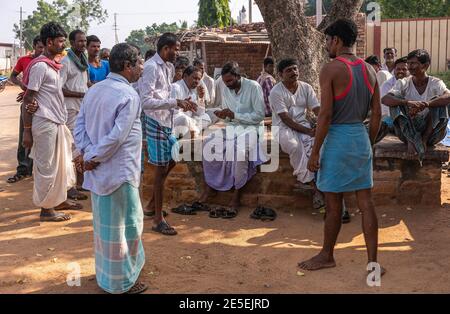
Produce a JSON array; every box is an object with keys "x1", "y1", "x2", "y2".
[{"x1": 142, "y1": 128, "x2": 449, "y2": 210}]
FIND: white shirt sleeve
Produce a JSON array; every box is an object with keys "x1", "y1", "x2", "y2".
[
  {"x1": 269, "y1": 86, "x2": 289, "y2": 115},
  {"x1": 26, "y1": 62, "x2": 47, "y2": 92},
  {"x1": 305, "y1": 84, "x2": 320, "y2": 110},
  {"x1": 139, "y1": 62, "x2": 177, "y2": 111},
  {"x1": 233, "y1": 83, "x2": 265, "y2": 125}
]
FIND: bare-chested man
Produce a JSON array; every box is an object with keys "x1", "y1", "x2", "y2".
[{"x1": 298, "y1": 19, "x2": 384, "y2": 277}]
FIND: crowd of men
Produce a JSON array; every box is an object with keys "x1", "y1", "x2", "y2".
[{"x1": 6, "y1": 18, "x2": 450, "y2": 293}]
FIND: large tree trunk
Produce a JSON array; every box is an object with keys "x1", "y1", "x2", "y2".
[{"x1": 255, "y1": 0, "x2": 363, "y2": 92}]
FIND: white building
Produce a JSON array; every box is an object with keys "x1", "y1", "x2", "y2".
[
  {"x1": 237, "y1": 6, "x2": 248, "y2": 25},
  {"x1": 0, "y1": 43, "x2": 20, "y2": 74}
]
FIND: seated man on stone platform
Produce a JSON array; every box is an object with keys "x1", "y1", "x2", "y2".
[
  {"x1": 381, "y1": 49, "x2": 450, "y2": 163},
  {"x1": 269, "y1": 58, "x2": 325, "y2": 212},
  {"x1": 171, "y1": 66, "x2": 213, "y2": 138},
  {"x1": 195, "y1": 61, "x2": 267, "y2": 218}
]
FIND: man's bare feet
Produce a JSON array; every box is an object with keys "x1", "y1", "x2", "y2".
[
  {"x1": 298, "y1": 252, "x2": 336, "y2": 271},
  {"x1": 55, "y1": 200, "x2": 83, "y2": 211},
  {"x1": 143, "y1": 198, "x2": 155, "y2": 215},
  {"x1": 198, "y1": 186, "x2": 216, "y2": 203},
  {"x1": 40, "y1": 208, "x2": 72, "y2": 222}
]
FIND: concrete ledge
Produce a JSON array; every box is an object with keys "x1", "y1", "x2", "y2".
[{"x1": 142, "y1": 130, "x2": 449, "y2": 210}]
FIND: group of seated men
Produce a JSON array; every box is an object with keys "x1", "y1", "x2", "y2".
[{"x1": 365, "y1": 48, "x2": 450, "y2": 162}]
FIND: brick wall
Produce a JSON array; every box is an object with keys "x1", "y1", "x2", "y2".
[
  {"x1": 204, "y1": 42, "x2": 272, "y2": 80},
  {"x1": 181, "y1": 14, "x2": 367, "y2": 80}
]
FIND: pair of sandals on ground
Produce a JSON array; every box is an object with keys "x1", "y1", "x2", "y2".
[
  {"x1": 171, "y1": 202, "x2": 238, "y2": 219},
  {"x1": 172, "y1": 202, "x2": 277, "y2": 221}
]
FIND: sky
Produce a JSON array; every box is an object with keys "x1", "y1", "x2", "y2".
[{"x1": 0, "y1": 0, "x2": 263, "y2": 48}]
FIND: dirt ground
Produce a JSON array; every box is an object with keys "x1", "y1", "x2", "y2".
[{"x1": 1, "y1": 85, "x2": 450, "y2": 294}]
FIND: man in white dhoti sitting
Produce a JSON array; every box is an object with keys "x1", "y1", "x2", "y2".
[
  {"x1": 21, "y1": 22, "x2": 82, "y2": 222},
  {"x1": 171, "y1": 66, "x2": 213, "y2": 138},
  {"x1": 269, "y1": 58, "x2": 325, "y2": 212},
  {"x1": 196, "y1": 61, "x2": 267, "y2": 218}
]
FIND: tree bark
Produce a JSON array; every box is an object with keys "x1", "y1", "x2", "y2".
[{"x1": 255, "y1": 0, "x2": 363, "y2": 92}]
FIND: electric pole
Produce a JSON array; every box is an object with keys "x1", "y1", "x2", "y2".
[
  {"x1": 19, "y1": 6, "x2": 23, "y2": 56},
  {"x1": 316, "y1": 0, "x2": 323, "y2": 27},
  {"x1": 249, "y1": 0, "x2": 252, "y2": 24},
  {"x1": 113, "y1": 13, "x2": 119, "y2": 44}
]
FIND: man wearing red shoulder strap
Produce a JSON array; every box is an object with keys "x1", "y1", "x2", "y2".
[{"x1": 7, "y1": 36, "x2": 44, "y2": 184}]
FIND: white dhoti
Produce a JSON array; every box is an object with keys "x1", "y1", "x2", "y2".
[
  {"x1": 66, "y1": 108, "x2": 81, "y2": 159},
  {"x1": 173, "y1": 112, "x2": 212, "y2": 138},
  {"x1": 30, "y1": 116, "x2": 76, "y2": 208},
  {"x1": 277, "y1": 127, "x2": 315, "y2": 184}
]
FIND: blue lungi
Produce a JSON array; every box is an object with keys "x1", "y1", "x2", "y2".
[{"x1": 317, "y1": 123, "x2": 373, "y2": 193}]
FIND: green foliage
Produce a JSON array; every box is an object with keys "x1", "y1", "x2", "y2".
[
  {"x1": 13, "y1": 0, "x2": 107, "y2": 51},
  {"x1": 378, "y1": 0, "x2": 450, "y2": 19},
  {"x1": 433, "y1": 71, "x2": 450, "y2": 89},
  {"x1": 125, "y1": 21, "x2": 187, "y2": 54},
  {"x1": 197, "y1": 0, "x2": 231, "y2": 27},
  {"x1": 305, "y1": 0, "x2": 450, "y2": 19}
]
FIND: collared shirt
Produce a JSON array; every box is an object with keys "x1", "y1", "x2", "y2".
[
  {"x1": 202, "y1": 73, "x2": 216, "y2": 107},
  {"x1": 269, "y1": 80, "x2": 320, "y2": 128},
  {"x1": 60, "y1": 56, "x2": 89, "y2": 111},
  {"x1": 220, "y1": 77, "x2": 265, "y2": 127},
  {"x1": 27, "y1": 58, "x2": 67, "y2": 124},
  {"x1": 380, "y1": 75, "x2": 398, "y2": 117},
  {"x1": 170, "y1": 79, "x2": 206, "y2": 118},
  {"x1": 257, "y1": 72, "x2": 277, "y2": 116},
  {"x1": 377, "y1": 70, "x2": 393, "y2": 89},
  {"x1": 139, "y1": 53, "x2": 178, "y2": 128},
  {"x1": 74, "y1": 73, "x2": 142, "y2": 196},
  {"x1": 381, "y1": 63, "x2": 395, "y2": 75}
]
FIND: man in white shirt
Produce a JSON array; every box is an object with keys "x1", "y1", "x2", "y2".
[
  {"x1": 380, "y1": 57, "x2": 409, "y2": 129},
  {"x1": 197, "y1": 62, "x2": 266, "y2": 218},
  {"x1": 139, "y1": 33, "x2": 197, "y2": 236},
  {"x1": 193, "y1": 58, "x2": 216, "y2": 107},
  {"x1": 22, "y1": 22, "x2": 81, "y2": 222},
  {"x1": 60, "y1": 29, "x2": 90, "y2": 201},
  {"x1": 381, "y1": 47, "x2": 397, "y2": 74},
  {"x1": 269, "y1": 58, "x2": 325, "y2": 212},
  {"x1": 171, "y1": 66, "x2": 212, "y2": 138},
  {"x1": 365, "y1": 55, "x2": 393, "y2": 88},
  {"x1": 382, "y1": 49, "x2": 450, "y2": 162}
]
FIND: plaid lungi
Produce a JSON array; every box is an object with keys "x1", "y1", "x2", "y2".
[
  {"x1": 92, "y1": 183, "x2": 145, "y2": 294},
  {"x1": 145, "y1": 116, "x2": 179, "y2": 166}
]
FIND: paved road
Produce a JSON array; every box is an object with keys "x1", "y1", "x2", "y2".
[{"x1": 0, "y1": 85, "x2": 21, "y2": 179}]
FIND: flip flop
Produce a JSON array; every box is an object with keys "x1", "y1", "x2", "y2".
[
  {"x1": 209, "y1": 207, "x2": 225, "y2": 218},
  {"x1": 40, "y1": 212, "x2": 72, "y2": 222},
  {"x1": 250, "y1": 206, "x2": 264, "y2": 220},
  {"x1": 222, "y1": 207, "x2": 238, "y2": 219},
  {"x1": 171, "y1": 204, "x2": 197, "y2": 215},
  {"x1": 55, "y1": 201, "x2": 83, "y2": 211},
  {"x1": 259, "y1": 207, "x2": 277, "y2": 221},
  {"x1": 152, "y1": 221, "x2": 177, "y2": 236},
  {"x1": 67, "y1": 189, "x2": 88, "y2": 201},
  {"x1": 191, "y1": 201, "x2": 210, "y2": 212},
  {"x1": 125, "y1": 281, "x2": 148, "y2": 294},
  {"x1": 144, "y1": 209, "x2": 168, "y2": 217},
  {"x1": 7, "y1": 174, "x2": 27, "y2": 184}
]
